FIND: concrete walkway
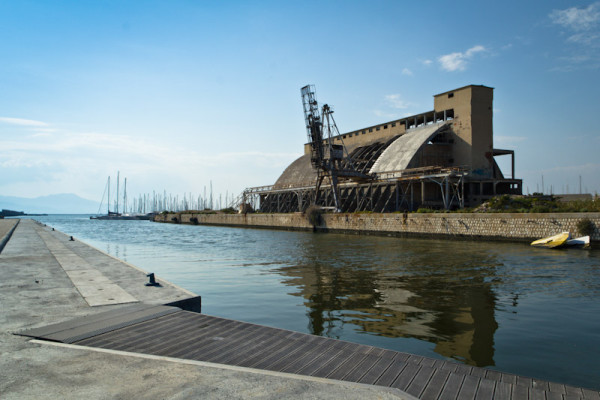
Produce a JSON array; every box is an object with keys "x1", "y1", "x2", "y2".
[{"x1": 0, "y1": 219, "x2": 410, "y2": 399}]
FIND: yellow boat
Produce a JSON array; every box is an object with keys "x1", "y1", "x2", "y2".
[{"x1": 530, "y1": 232, "x2": 571, "y2": 248}]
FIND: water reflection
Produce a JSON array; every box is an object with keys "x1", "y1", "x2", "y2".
[
  {"x1": 32, "y1": 215, "x2": 600, "y2": 390},
  {"x1": 274, "y1": 234, "x2": 500, "y2": 366},
  {"x1": 105, "y1": 243, "x2": 128, "y2": 262}
]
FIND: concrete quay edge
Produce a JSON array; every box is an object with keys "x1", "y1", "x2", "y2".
[
  {"x1": 154, "y1": 211, "x2": 600, "y2": 244},
  {"x1": 1, "y1": 219, "x2": 413, "y2": 399}
]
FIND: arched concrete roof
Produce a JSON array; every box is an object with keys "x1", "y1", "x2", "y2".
[
  {"x1": 273, "y1": 122, "x2": 450, "y2": 189},
  {"x1": 273, "y1": 135, "x2": 388, "y2": 190},
  {"x1": 273, "y1": 153, "x2": 317, "y2": 189},
  {"x1": 369, "y1": 122, "x2": 450, "y2": 174}
]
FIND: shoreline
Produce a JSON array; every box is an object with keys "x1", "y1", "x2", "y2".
[{"x1": 153, "y1": 211, "x2": 600, "y2": 244}]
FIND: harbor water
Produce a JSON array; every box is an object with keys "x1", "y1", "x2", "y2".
[{"x1": 29, "y1": 215, "x2": 600, "y2": 390}]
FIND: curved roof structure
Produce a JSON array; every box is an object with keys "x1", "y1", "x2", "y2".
[
  {"x1": 370, "y1": 122, "x2": 450, "y2": 174},
  {"x1": 273, "y1": 134, "x2": 389, "y2": 190},
  {"x1": 273, "y1": 122, "x2": 451, "y2": 190},
  {"x1": 273, "y1": 153, "x2": 317, "y2": 189}
]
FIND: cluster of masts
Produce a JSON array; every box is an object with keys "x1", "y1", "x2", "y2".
[{"x1": 96, "y1": 173, "x2": 236, "y2": 215}]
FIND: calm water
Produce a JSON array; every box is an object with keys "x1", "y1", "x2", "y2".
[{"x1": 29, "y1": 215, "x2": 600, "y2": 390}]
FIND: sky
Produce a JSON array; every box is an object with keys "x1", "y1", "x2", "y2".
[{"x1": 1, "y1": 0, "x2": 599, "y2": 207}]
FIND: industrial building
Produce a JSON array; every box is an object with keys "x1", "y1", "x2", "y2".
[{"x1": 245, "y1": 85, "x2": 522, "y2": 213}]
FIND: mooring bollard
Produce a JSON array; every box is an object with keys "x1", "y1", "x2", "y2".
[{"x1": 145, "y1": 272, "x2": 161, "y2": 287}]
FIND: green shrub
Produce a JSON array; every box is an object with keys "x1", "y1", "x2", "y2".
[
  {"x1": 480, "y1": 194, "x2": 598, "y2": 213},
  {"x1": 577, "y1": 218, "x2": 595, "y2": 236}
]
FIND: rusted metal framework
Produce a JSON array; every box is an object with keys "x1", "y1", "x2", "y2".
[
  {"x1": 241, "y1": 167, "x2": 468, "y2": 213},
  {"x1": 301, "y1": 85, "x2": 371, "y2": 211},
  {"x1": 231, "y1": 85, "x2": 523, "y2": 214}
]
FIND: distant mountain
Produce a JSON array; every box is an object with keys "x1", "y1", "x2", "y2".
[{"x1": 0, "y1": 194, "x2": 101, "y2": 214}]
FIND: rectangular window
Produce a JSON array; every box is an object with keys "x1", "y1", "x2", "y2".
[
  {"x1": 369, "y1": 128, "x2": 373, "y2": 132},
  {"x1": 448, "y1": 93, "x2": 454, "y2": 98},
  {"x1": 383, "y1": 125, "x2": 388, "y2": 129},
  {"x1": 376, "y1": 126, "x2": 380, "y2": 131},
  {"x1": 392, "y1": 122, "x2": 396, "y2": 127}
]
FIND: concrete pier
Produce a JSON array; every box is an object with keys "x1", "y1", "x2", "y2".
[
  {"x1": 3, "y1": 219, "x2": 599, "y2": 399},
  {"x1": 0, "y1": 219, "x2": 408, "y2": 399}
]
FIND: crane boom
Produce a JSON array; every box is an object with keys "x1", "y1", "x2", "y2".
[
  {"x1": 301, "y1": 85, "x2": 371, "y2": 211},
  {"x1": 301, "y1": 85, "x2": 325, "y2": 169}
]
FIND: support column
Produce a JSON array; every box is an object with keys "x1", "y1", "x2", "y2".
[
  {"x1": 511, "y1": 152, "x2": 515, "y2": 179},
  {"x1": 410, "y1": 182, "x2": 414, "y2": 211},
  {"x1": 445, "y1": 178, "x2": 450, "y2": 210}
]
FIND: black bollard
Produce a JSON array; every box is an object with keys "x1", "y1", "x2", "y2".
[{"x1": 145, "y1": 273, "x2": 161, "y2": 287}]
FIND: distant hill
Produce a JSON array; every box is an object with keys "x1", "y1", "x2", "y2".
[{"x1": 0, "y1": 194, "x2": 101, "y2": 214}]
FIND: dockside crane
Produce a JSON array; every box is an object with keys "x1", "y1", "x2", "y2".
[{"x1": 301, "y1": 85, "x2": 371, "y2": 211}]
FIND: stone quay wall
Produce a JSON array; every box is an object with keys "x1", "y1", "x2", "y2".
[{"x1": 153, "y1": 212, "x2": 600, "y2": 243}]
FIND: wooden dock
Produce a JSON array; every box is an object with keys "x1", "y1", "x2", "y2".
[{"x1": 20, "y1": 303, "x2": 600, "y2": 400}]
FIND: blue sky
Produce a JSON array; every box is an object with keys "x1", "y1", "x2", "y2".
[{"x1": 1, "y1": 0, "x2": 599, "y2": 205}]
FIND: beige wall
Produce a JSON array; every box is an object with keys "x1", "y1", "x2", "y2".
[
  {"x1": 304, "y1": 119, "x2": 407, "y2": 155},
  {"x1": 434, "y1": 85, "x2": 494, "y2": 178},
  {"x1": 303, "y1": 85, "x2": 496, "y2": 179}
]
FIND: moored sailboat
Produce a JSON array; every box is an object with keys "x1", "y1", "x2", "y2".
[{"x1": 91, "y1": 173, "x2": 155, "y2": 220}]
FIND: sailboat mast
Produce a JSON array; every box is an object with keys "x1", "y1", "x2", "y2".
[
  {"x1": 123, "y1": 177, "x2": 127, "y2": 214},
  {"x1": 116, "y1": 171, "x2": 120, "y2": 215},
  {"x1": 107, "y1": 176, "x2": 111, "y2": 214}
]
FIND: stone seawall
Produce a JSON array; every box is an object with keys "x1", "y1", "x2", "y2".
[{"x1": 153, "y1": 212, "x2": 600, "y2": 243}]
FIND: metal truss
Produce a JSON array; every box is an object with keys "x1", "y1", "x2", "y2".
[{"x1": 249, "y1": 167, "x2": 468, "y2": 213}]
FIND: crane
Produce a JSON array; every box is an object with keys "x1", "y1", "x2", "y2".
[{"x1": 301, "y1": 85, "x2": 370, "y2": 211}]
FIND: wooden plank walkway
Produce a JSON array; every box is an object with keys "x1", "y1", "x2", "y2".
[{"x1": 20, "y1": 304, "x2": 600, "y2": 399}]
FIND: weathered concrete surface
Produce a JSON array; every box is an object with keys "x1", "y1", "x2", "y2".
[
  {"x1": 0, "y1": 218, "x2": 19, "y2": 253},
  {"x1": 155, "y1": 212, "x2": 600, "y2": 243},
  {"x1": 1, "y1": 219, "x2": 410, "y2": 399},
  {"x1": 0, "y1": 218, "x2": 18, "y2": 238}
]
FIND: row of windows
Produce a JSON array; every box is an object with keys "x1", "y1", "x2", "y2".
[
  {"x1": 321, "y1": 109, "x2": 454, "y2": 144},
  {"x1": 341, "y1": 121, "x2": 399, "y2": 139}
]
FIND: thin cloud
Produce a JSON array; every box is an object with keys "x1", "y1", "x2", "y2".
[
  {"x1": 438, "y1": 45, "x2": 486, "y2": 72},
  {"x1": 0, "y1": 117, "x2": 48, "y2": 127},
  {"x1": 550, "y1": 3, "x2": 600, "y2": 31},
  {"x1": 567, "y1": 32, "x2": 600, "y2": 45},
  {"x1": 0, "y1": 130, "x2": 299, "y2": 198},
  {"x1": 401, "y1": 68, "x2": 413, "y2": 76},
  {"x1": 548, "y1": 3, "x2": 600, "y2": 70},
  {"x1": 550, "y1": 3, "x2": 600, "y2": 45},
  {"x1": 384, "y1": 94, "x2": 415, "y2": 109}
]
